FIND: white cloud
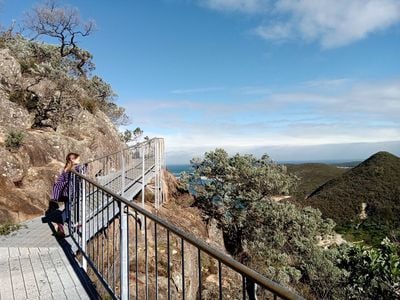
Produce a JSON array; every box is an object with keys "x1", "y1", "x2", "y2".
[
  {"x1": 200, "y1": 0, "x2": 268, "y2": 13},
  {"x1": 302, "y1": 78, "x2": 353, "y2": 89},
  {"x1": 201, "y1": 0, "x2": 400, "y2": 47},
  {"x1": 124, "y1": 79, "x2": 400, "y2": 153},
  {"x1": 276, "y1": 0, "x2": 400, "y2": 47},
  {"x1": 254, "y1": 23, "x2": 292, "y2": 41}
]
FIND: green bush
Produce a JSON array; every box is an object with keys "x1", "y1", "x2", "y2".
[
  {"x1": 338, "y1": 238, "x2": 400, "y2": 298},
  {"x1": 5, "y1": 130, "x2": 24, "y2": 150},
  {"x1": 0, "y1": 223, "x2": 22, "y2": 235}
]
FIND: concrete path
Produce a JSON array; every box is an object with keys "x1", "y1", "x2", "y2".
[{"x1": 0, "y1": 218, "x2": 97, "y2": 300}]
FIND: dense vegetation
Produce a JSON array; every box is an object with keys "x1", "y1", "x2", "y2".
[
  {"x1": 338, "y1": 238, "x2": 400, "y2": 299},
  {"x1": 286, "y1": 163, "x2": 346, "y2": 200},
  {"x1": 184, "y1": 149, "x2": 400, "y2": 299},
  {"x1": 302, "y1": 151, "x2": 400, "y2": 246},
  {"x1": 0, "y1": 1, "x2": 129, "y2": 128}
]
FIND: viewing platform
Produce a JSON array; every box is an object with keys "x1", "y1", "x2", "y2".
[
  {"x1": 0, "y1": 138, "x2": 303, "y2": 300},
  {"x1": 0, "y1": 217, "x2": 95, "y2": 300}
]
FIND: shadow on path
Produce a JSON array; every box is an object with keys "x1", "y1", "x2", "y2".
[{"x1": 42, "y1": 203, "x2": 100, "y2": 300}]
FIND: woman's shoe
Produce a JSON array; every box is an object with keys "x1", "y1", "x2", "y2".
[{"x1": 55, "y1": 223, "x2": 66, "y2": 238}]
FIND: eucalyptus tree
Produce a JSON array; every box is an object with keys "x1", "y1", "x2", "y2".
[
  {"x1": 189, "y1": 148, "x2": 299, "y2": 254},
  {"x1": 187, "y1": 149, "x2": 347, "y2": 298}
]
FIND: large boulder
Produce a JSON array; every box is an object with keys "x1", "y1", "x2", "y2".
[{"x1": 0, "y1": 47, "x2": 124, "y2": 223}]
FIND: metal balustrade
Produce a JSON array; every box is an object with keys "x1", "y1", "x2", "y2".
[
  {"x1": 84, "y1": 138, "x2": 165, "y2": 209},
  {"x1": 67, "y1": 171, "x2": 304, "y2": 300}
]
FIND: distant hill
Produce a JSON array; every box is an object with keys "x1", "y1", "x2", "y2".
[
  {"x1": 331, "y1": 161, "x2": 362, "y2": 168},
  {"x1": 286, "y1": 163, "x2": 347, "y2": 200},
  {"x1": 301, "y1": 151, "x2": 400, "y2": 245}
]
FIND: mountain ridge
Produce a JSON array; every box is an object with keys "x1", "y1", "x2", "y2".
[{"x1": 301, "y1": 151, "x2": 400, "y2": 244}]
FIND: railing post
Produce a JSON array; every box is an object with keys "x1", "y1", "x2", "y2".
[
  {"x1": 120, "y1": 151, "x2": 129, "y2": 300},
  {"x1": 142, "y1": 146, "x2": 145, "y2": 209},
  {"x1": 141, "y1": 146, "x2": 146, "y2": 233},
  {"x1": 155, "y1": 139, "x2": 161, "y2": 209},
  {"x1": 81, "y1": 177, "x2": 87, "y2": 271}
]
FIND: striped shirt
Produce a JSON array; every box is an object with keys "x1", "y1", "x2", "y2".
[{"x1": 51, "y1": 165, "x2": 86, "y2": 201}]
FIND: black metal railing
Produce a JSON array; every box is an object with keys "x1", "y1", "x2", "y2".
[{"x1": 68, "y1": 170, "x2": 304, "y2": 300}]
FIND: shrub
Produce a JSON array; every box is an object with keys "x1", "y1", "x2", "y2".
[
  {"x1": 5, "y1": 130, "x2": 24, "y2": 150},
  {"x1": 19, "y1": 58, "x2": 37, "y2": 74},
  {"x1": 338, "y1": 238, "x2": 400, "y2": 298},
  {"x1": 8, "y1": 89, "x2": 39, "y2": 111},
  {"x1": 0, "y1": 223, "x2": 22, "y2": 235},
  {"x1": 79, "y1": 97, "x2": 98, "y2": 114},
  {"x1": 9, "y1": 90, "x2": 27, "y2": 105}
]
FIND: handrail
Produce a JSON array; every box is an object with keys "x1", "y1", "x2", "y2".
[
  {"x1": 84, "y1": 138, "x2": 159, "y2": 165},
  {"x1": 70, "y1": 170, "x2": 304, "y2": 300},
  {"x1": 83, "y1": 137, "x2": 165, "y2": 208}
]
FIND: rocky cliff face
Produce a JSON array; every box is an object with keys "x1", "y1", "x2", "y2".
[{"x1": 0, "y1": 44, "x2": 123, "y2": 223}]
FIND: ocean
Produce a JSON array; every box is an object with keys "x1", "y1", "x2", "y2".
[
  {"x1": 166, "y1": 160, "x2": 360, "y2": 178},
  {"x1": 166, "y1": 164, "x2": 192, "y2": 177}
]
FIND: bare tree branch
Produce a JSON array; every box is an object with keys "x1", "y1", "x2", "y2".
[{"x1": 23, "y1": 0, "x2": 96, "y2": 77}]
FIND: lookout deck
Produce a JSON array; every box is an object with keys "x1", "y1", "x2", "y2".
[{"x1": 0, "y1": 217, "x2": 97, "y2": 300}]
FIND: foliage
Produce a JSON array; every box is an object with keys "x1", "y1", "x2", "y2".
[
  {"x1": 79, "y1": 97, "x2": 98, "y2": 113},
  {"x1": 244, "y1": 202, "x2": 345, "y2": 299},
  {"x1": 286, "y1": 163, "x2": 346, "y2": 200},
  {"x1": 119, "y1": 127, "x2": 143, "y2": 143},
  {"x1": 301, "y1": 152, "x2": 400, "y2": 246},
  {"x1": 186, "y1": 149, "x2": 349, "y2": 298},
  {"x1": 5, "y1": 130, "x2": 24, "y2": 150},
  {"x1": 336, "y1": 220, "x2": 400, "y2": 248},
  {"x1": 338, "y1": 238, "x2": 400, "y2": 299},
  {"x1": 188, "y1": 149, "x2": 298, "y2": 243},
  {"x1": 0, "y1": 223, "x2": 22, "y2": 235},
  {"x1": 0, "y1": 30, "x2": 128, "y2": 126},
  {"x1": 8, "y1": 88, "x2": 39, "y2": 111},
  {"x1": 23, "y1": 0, "x2": 95, "y2": 77}
]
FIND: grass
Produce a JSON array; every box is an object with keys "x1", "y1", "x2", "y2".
[
  {"x1": 5, "y1": 130, "x2": 24, "y2": 150},
  {"x1": 0, "y1": 223, "x2": 23, "y2": 236}
]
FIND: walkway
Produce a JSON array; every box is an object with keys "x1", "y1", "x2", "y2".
[{"x1": 0, "y1": 217, "x2": 97, "y2": 300}]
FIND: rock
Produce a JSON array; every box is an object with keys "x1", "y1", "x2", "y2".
[
  {"x1": 0, "y1": 94, "x2": 33, "y2": 135},
  {"x1": 0, "y1": 48, "x2": 21, "y2": 89},
  {"x1": 0, "y1": 47, "x2": 124, "y2": 223}
]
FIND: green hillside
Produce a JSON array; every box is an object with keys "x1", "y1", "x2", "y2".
[
  {"x1": 286, "y1": 163, "x2": 347, "y2": 200},
  {"x1": 301, "y1": 151, "x2": 400, "y2": 245}
]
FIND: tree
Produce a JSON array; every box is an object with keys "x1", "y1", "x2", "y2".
[
  {"x1": 188, "y1": 149, "x2": 299, "y2": 254},
  {"x1": 24, "y1": 0, "x2": 95, "y2": 76},
  {"x1": 133, "y1": 127, "x2": 144, "y2": 142},
  {"x1": 81, "y1": 76, "x2": 130, "y2": 125},
  {"x1": 338, "y1": 238, "x2": 400, "y2": 299},
  {"x1": 186, "y1": 149, "x2": 347, "y2": 298},
  {"x1": 244, "y1": 202, "x2": 345, "y2": 299},
  {"x1": 119, "y1": 127, "x2": 143, "y2": 144}
]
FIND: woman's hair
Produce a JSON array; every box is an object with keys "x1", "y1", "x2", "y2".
[{"x1": 64, "y1": 152, "x2": 80, "y2": 171}]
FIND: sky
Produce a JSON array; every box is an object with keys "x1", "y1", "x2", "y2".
[{"x1": 1, "y1": 0, "x2": 400, "y2": 163}]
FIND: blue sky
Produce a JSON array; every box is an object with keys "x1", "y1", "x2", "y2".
[{"x1": 2, "y1": 0, "x2": 400, "y2": 162}]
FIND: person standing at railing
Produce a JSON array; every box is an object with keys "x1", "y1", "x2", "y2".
[{"x1": 51, "y1": 152, "x2": 84, "y2": 237}]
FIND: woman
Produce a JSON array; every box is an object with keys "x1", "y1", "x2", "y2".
[{"x1": 51, "y1": 152, "x2": 81, "y2": 237}]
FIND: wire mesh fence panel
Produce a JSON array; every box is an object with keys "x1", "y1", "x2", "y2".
[{"x1": 67, "y1": 138, "x2": 302, "y2": 300}]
